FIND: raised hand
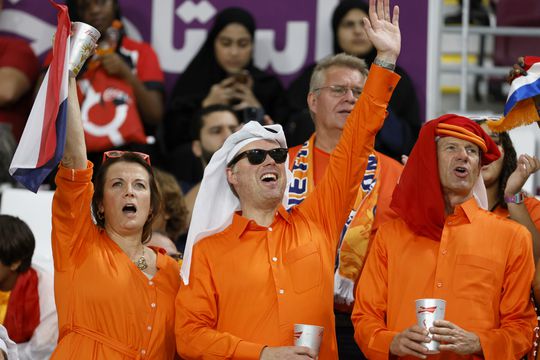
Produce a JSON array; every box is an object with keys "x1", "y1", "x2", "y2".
[
  {"x1": 507, "y1": 57, "x2": 527, "y2": 84},
  {"x1": 363, "y1": 0, "x2": 400, "y2": 64},
  {"x1": 505, "y1": 154, "x2": 540, "y2": 197}
]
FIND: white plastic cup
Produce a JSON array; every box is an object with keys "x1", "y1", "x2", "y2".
[
  {"x1": 69, "y1": 22, "x2": 101, "y2": 77},
  {"x1": 415, "y1": 298, "x2": 446, "y2": 351},
  {"x1": 293, "y1": 324, "x2": 324, "y2": 355}
]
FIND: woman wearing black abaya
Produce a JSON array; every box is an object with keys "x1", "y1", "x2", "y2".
[
  {"x1": 163, "y1": 7, "x2": 288, "y2": 152},
  {"x1": 286, "y1": 0, "x2": 421, "y2": 161}
]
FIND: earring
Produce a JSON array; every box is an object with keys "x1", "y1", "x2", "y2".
[{"x1": 97, "y1": 211, "x2": 104, "y2": 221}]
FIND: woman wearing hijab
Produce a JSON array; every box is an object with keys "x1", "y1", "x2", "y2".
[
  {"x1": 286, "y1": 0, "x2": 421, "y2": 161},
  {"x1": 163, "y1": 7, "x2": 288, "y2": 152}
]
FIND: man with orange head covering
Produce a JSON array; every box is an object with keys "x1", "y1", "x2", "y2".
[{"x1": 352, "y1": 114, "x2": 537, "y2": 359}]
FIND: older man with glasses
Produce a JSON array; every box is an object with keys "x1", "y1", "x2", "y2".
[
  {"x1": 175, "y1": 1, "x2": 401, "y2": 359},
  {"x1": 287, "y1": 53, "x2": 404, "y2": 359}
]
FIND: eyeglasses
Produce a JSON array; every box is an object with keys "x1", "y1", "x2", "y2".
[
  {"x1": 102, "y1": 150, "x2": 151, "y2": 165},
  {"x1": 314, "y1": 85, "x2": 363, "y2": 99},
  {"x1": 227, "y1": 148, "x2": 288, "y2": 167}
]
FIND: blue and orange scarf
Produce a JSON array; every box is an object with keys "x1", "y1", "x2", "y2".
[{"x1": 288, "y1": 135, "x2": 381, "y2": 305}]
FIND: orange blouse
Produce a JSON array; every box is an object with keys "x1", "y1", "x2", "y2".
[
  {"x1": 352, "y1": 198, "x2": 537, "y2": 359},
  {"x1": 492, "y1": 196, "x2": 540, "y2": 231},
  {"x1": 175, "y1": 65, "x2": 400, "y2": 360},
  {"x1": 51, "y1": 163, "x2": 180, "y2": 359}
]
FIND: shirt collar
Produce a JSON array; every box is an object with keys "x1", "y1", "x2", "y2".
[
  {"x1": 228, "y1": 205, "x2": 292, "y2": 239},
  {"x1": 448, "y1": 197, "x2": 480, "y2": 224}
]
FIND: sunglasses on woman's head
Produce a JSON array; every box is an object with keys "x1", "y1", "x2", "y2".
[
  {"x1": 227, "y1": 148, "x2": 288, "y2": 167},
  {"x1": 102, "y1": 150, "x2": 151, "y2": 165}
]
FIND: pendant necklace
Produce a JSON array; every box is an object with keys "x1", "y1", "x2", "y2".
[{"x1": 134, "y1": 247, "x2": 148, "y2": 271}]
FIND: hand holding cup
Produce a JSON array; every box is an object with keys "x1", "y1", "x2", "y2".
[{"x1": 68, "y1": 22, "x2": 100, "y2": 77}]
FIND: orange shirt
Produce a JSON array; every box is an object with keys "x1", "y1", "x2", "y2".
[
  {"x1": 51, "y1": 163, "x2": 180, "y2": 360},
  {"x1": 352, "y1": 198, "x2": 537, "y2": 359},
  {"x1": 492, "y1": 196, "x2": 540, "y2": 231},
  {"x1": 175, "y1": 65, "x2": 400, "y2": 360},
  {"x1": 0, "y1": 291, "x2": 9, "y2": 324}
]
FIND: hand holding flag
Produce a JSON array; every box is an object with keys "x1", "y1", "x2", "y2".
[
  {"x1": 487, "y1": 56, "x2": 540, "y2": 132},
  {"x1": 9, "y1": 1, "x2": 99, "y2": 192},
  {"x1": 9, "y1": 0, "x2": 71, "y2": 192}
]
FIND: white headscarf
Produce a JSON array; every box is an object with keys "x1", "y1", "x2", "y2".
[
  {"x1": 181, "y1": 121, "x2": 291, "y2": 285},
  {"x1": 0, "y1": 325, "x2": 18, "y2": 360}
]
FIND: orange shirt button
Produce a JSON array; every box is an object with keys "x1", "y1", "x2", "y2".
[
  {"x1": 437, "y1": 282, "x2": 443, "y2": 288},
  {"x1": 279, "y1": 289, "x2": 285, "y2": 294},
  {"x1": 147, "y1": 325, "x2": 152, "y2": 331},
  {"x1": 148, "y1": 281, "x2": 154, "y2": 286},
  {"x1": 268, "y1": 227, "x2": 273, "y2": 232},
  {"x1": 442, "y1": 249, "x2": 448, "y2": 255},
  {"x1": 141, "y1": 349, "x2": 146, "y2": 355},
  {"x1": 150, "y1": 302, "x2": 156, "y2": 308},
  {"x1": 272, "y1": 257, "x2": 278, "y2": 262}
]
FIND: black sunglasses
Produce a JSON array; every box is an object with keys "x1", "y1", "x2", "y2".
[{"x1": 227, "y1": 148, "x2": 288, "y2": 167}]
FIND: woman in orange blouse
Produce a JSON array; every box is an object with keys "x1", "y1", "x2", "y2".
[
  {"x1": 479, "y1": 121, "x2": 540, "y2": 261},
  {"x1": 479, "y1": 120, "x2": 540, "y2": 359},
  {"x1": 50, "y1": 78, "x2": 180, "y2": 359}
]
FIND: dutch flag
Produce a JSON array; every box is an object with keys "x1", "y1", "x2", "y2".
[
  {"x1": 488, "y1": 56, "x2": 540, "y2": 132},
  {"x1": 504, "y1": 56, "x2": 540, "y2": 116},
  {"x1": 9, "y1": 1, "x2": 70, "y2": 193}
]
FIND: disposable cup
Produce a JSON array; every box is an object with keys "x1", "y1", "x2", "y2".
[
  {"x1": 69, "y1": 22, "x2": 100, "y2": 77},
  {"x1": 293, "y1": 324, "x2": 323, "y2": 355},
  {"x1": 415, "y1": 298, "x2": 446, "y2": 351}
]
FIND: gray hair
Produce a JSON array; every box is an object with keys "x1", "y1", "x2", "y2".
[{"x1": 309, "y1": 53, "x2": 369, "y2": 93}]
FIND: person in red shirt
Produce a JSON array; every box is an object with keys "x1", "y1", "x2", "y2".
[
  {"x1": 0, "y1": 215, "x2": 57, "y2": 360},
  {"x1": 175, "y1": 1, "x2": 401, "y2": 358},
  {"x1": 0, "y1": 36, "x2": 39, "y2": 142},
  {"x1": 42, "y1": 0, "x2": 165, "y2": 170},
  {"x1": 353, "y1": 115, "x2": 537, "y2": 359}
]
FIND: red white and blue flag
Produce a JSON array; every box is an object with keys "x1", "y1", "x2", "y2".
[
  {"x1": 504, "y1": 56, "x2": 540, "y2": 116},
  {"x1": 9, "y1": 0, "x2": 70, "y2": 193},
  {"x1": 487, "y1": 56, "x2": 540, "y2": 132}
]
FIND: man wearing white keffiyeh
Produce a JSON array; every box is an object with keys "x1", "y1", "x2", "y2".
[{"x1": 175, "y1": 1, "x2": 401, "y2": 359}]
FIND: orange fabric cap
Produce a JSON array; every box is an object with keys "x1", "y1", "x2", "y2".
[{"x1": 391, "y1": 114, "x2": 500, "y2": 240}]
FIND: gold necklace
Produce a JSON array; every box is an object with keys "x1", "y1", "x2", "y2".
[{"x1": 134, "y1": 247, "x2": 148, "y2": 271}]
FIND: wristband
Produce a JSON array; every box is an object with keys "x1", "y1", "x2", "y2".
[
  {"x1": 504, "y1": 191, "x2": 526, "y2": 204},
  {"x1": 373, "y1": 58, "x2": 396, "y2": 72}
]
